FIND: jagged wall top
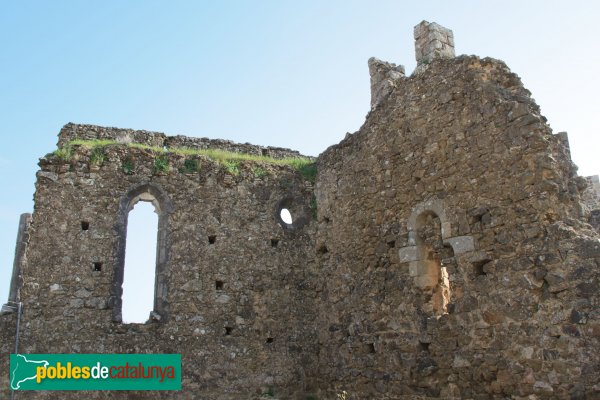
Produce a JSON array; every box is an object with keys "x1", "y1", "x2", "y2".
[
  {"x1": 369, "y1": 21, "x2": 457, "y2": 108},
  {"x1": 1, "y1": 19, "x2": 600, "y2": 399},
  {"x1": 57, "y1": 123, "x2": 307, "y2": 160}
]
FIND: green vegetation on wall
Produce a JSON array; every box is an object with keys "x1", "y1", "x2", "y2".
[
  {"x1": 153, "y1": 155, "x2": 170, "y2": 174},
  {"x1": 52, "y1": 139, "x2": 317, "y2": 181}
]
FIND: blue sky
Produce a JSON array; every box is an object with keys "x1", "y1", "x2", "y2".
[{"x1": 1, "y1": 1, "x2": 599, "y2": 309}]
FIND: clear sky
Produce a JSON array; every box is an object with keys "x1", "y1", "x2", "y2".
[{"x1": 1, "y1": 1, "x2": 599, "y2": 307}]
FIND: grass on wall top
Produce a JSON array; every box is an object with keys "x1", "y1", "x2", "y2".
[{"x1": 50, "y1": 139, "x2": 317, "y2": 181}]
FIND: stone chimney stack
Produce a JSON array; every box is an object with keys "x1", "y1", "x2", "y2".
[{"x1": 414, "y1": 21, "x2": 455, "y2": 65}]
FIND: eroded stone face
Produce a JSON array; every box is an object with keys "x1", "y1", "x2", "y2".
[
  {"x1": 315, "y1": 55, "x2": 599, "y2": 398},
  {"x1": 583, "y1": 175, "x2": 600, "y2": 232},
  {"x1": 0, "y1": 134, "x2": 319, "y2": 399},
  {"x1": 1, "y1": 25, "x2": 600, "y2": 400},
  {"x1": 368, "y1": 57, "x2": 405, "y2": 110}
]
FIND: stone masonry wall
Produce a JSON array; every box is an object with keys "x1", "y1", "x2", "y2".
[
  {"x1": 414, "y1": 21, "x2": 455, "y2": 65},
  {"x1": 2, "y1": 21, "x2": 600, "y2": 400},
  {"x1": 0, "y1": 313, "x2": 17, "y2": 390},
  {"x1": 57, "y1": 123, "x2": 306, "y2": 160},
  {"x1": 314, "y1": 55, "x2": 600, "y2": 399},
  {"x1": 583, "y1": 175, "x2": 600, "y2": 232},
  {"x1": 1, "y1": 134, "x2": 319, "y2": 399}
]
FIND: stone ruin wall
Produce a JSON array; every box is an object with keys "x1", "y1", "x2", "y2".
[
  {"x1": 1, "y1": 20, "x2": 600, "y2": 400},
  {"x1": 583, "y1": 175, "x2": 600, "y2": 232},
  {"x1": 57, "y1": 123, "x2": 307, "y2": 160},
  {"x1": 1, "y1": 124, "x2": 320, "y2": 399},
  {"x1": 315, "y1": 52, "x2": 600, "y2": 398}
]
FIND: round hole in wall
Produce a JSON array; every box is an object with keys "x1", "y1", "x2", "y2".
[
  {"x1": 280, "y1": 208, "x2": 293, "y2": 224},
  {"x1": 276, "y1": 196, "x2": 310, "y2": 230}
]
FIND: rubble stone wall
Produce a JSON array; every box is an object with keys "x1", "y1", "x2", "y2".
[
  {"x1": 1, "y1": 138, "x2": 318, "y2": 399},
  {"x1": 314, "y1": 56, "x2": 599, "y2": 399},
  {"x1": 57, "y1": 123, "x2": 307, "y2": 160},
  {"x1": 2, "y1": 21, "x2": 599, "y2": 400}
]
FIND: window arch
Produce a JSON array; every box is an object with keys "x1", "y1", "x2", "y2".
[
  {"x1": 415, "y1": 211, "x2": 453, "y2": 315},
  {"x1": 401, "y1": 199, "x2": 455, "y2": 317},
  {"x1": 111, "y1": 183, "x2": 172, "y2": 323},
  {"x1": 400, "y1": 198, "x2": 482, "y2": 316},
  {"x1": 122, "y1": 201, "x2": 157, "y2": 322}
]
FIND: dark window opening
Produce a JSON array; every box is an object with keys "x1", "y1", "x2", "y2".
[
  {"x1": 271, "y1": 238, "x2": 279, "y2": 247},
  {"x1": 215, "y1": 280, "x2": 224, "y2": 290},
  {"x1": 225, "y1": 326, "x2": 233, "y2": 336},
  {"x1": 419, "y1": 342, "x2": 430, "y2": 352},
  {"x1": 208, "y1": 235, "x2": 217, "y2": 244},
  {"x1": 366, "y1": 343, "x2": 376, "y2": 353},
  {"x1": 387, "y1": 240, "x2": 396, "y2": 248},
  {"x1": 317, "y1": 244, "x2": 329, "y2": 254},
  {"x1": 93, "y1": 262, "x2": 103, "y2": 272},
  {"x1": 81, "y1": 221, "x2": 90, "y2": 231},
  {"x1": 266, "y1": 337, "x2": 274, "y2": 344}
]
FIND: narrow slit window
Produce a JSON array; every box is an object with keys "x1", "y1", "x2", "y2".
[{"x1": 122, "y1": 201, "x2": 158, "y2": 323}]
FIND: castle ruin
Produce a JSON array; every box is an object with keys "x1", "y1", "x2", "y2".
[{"x1": 1, "y1": 21, "x2": 599, "y2": 399}]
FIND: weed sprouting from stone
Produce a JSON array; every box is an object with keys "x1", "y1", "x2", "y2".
[
  {"x1": 153, "y1": 156, "x2": 170, "y2": 174},
  {"x1": 122, "y1": 158, "x2": 135, "y2": 175},
  {"x1": 90, "y1": 147, "x2": 106, "y2": 166},
  {"x1": 179, "y1": 158, "x2": 199, "y2": 174}
]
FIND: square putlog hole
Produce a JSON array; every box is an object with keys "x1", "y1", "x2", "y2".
[
  {"x1": 208, "y1": 235, "x2": 217, "y2": 244},
  {"x1": 224, "y1": 326, "x2": 233, "y2": 336},
  {"x1": 270, "y1": 238, "x2": 279, "y2": 247},
  {"x1": 317, "y1": 244, "x2": 329, "y2": 254},
  {"x1": 93, "y1": 262, "x2": 103, "y2": 272},
  {"x1": 473, "y1": 260, "x2": 491, "y2": 277},
  {"x1": 215, "y1": 280, "x2": 224, "y2": 290},
  {"x1": 81, "y1": 221, "x2": 90, "y2": 231}
]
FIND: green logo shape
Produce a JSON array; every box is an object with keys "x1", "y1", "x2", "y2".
[{"x1": 10, "y1": 354, "x2": 181, "y2": 390}]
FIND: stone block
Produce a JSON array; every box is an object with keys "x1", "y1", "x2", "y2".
[
  {"x1": 398, "y1": 246, "x2": 419, "y2": 263},
  {"x1": 414, "y1": 20, "x2": 456, "y2": 64},
  {"x1": 441, "y1": 221, "x2": 452, "y2": 239},
  {"x1": 444, "y1": 236, "x2": 475, "y2": 254},
  {"x1": 408, "y1": 261, "x2": 419, "y2": 277}
]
